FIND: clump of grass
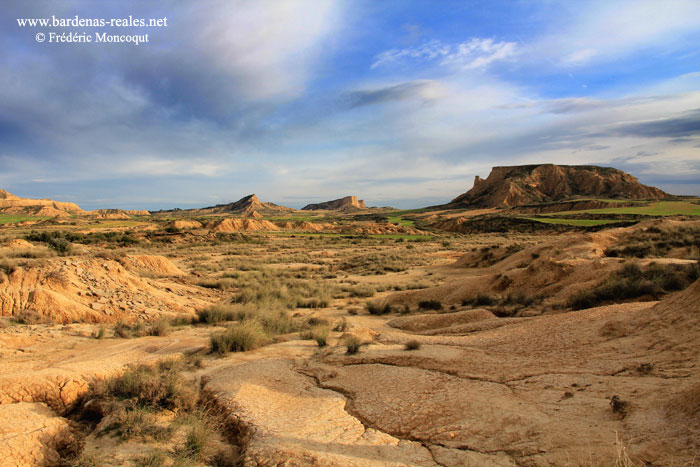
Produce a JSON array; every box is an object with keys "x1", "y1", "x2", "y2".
[
  {"x1": 179, "y1": 418, "x2": 209, "y2": 461},
  {"x1": 197, "y1": 304, "x2": 238, "y2": 325},
  {"x1": 333, "y1": 317, "x2": 349, "y2": 332},
  {"x1": 196, "y1": 278, "x2": 237, "y2": 290},
  {"x1": 569, "y1": 261, "x2": 698, "y2": 310},
  {"x1": 92, "y1": 325, "x2": 106, "y2": 340},
  {"x1": 15, "y1": 309, "x2": 46, "y2": 325},
  {"x1": 348, "y1": 285, "x2": 376, "y2": 298},
  {"x1": 131, "y1": 451, "x2": 167, "y2": 467},
  {"x1": 404, "y1": 339, "x2": 421, "y2": 351},
  {"x1": 210, "y1": 321, "x2": 268, "y2": 355},
  {"x1": 366, "y1": 300, "x2": 392, "y2": 315},
  {"x1": 148, "y1": 318, "x2": 171, "y2": 337},
  {"x1": 310, "y1": 325, "x2": 330, "y2": 347},
  {"x1": 104, "y1": 406, "x2": 171, "y2": 441},
  {"x1": 87, "y1": 359, "x2": 198, "y2": 411},
  {"x1": 418, "y1": 300, "x2": 442, "y2": 311},
  {"x1": 344, "y1": 335, "x2": 362, "y2": 355}
]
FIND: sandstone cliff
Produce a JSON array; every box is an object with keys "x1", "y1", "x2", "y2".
[
  {"x1": 197, "y1": 194, "x2": 293, "y2": 215},
  {"x1": 448, "y1": 165, "x2": 670, "y2": 208},
  {"x1": 0, "y1": 189, "x2": 85, "y2": 217},
  {"x1": 302, "y1": 195, "x2": 366, "y2": 211}
]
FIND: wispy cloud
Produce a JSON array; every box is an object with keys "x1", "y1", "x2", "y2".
[
  {"x1": 344, "y1": 80, "x2": 444, "y2": 108},
  {"x1": 371, "y1": 38, "x2": 518, "y2": 70}
]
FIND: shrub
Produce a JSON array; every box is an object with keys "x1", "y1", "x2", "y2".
[
  {"x1": 148, "y1": 318, "x2": 171, "y2": 337},
  {"x1": 197, "y1": 305, "x2": 237, "y2": 325},
  {"x1": 349, "y1": 285, "x2": 376, "y2": 298},
  {"x1": 344, "y1": 336, "x2": 362, "y2": 355},
  {"x1": 131, "y1": 452, "x2": 167, "y2": 467},
  {"x1": 568, "y1": 261, "x2": 698, "y2": 310},
  {"x1": 93, "y1": 325, "x2": 106, "y2": 340},
  {"x1": 113, "y1": 321, "x2": 132, "y2": 338},
  {"x1": 48, "y1": 237, "x2": 72, "y2": 255},
  {"x1": 311, "y1": 325, "x2": 330, "y2": 347},
  {"x1": 210, "y1": 321, "x2": 268, "y2": 355},
  {"x1": 179, "y1": 419, "x2": 209, "y2": 460},
  {"x1": 473, "y1": 293, "x2": 495, "y2": 306},
  {"x1": 89, "y1": 361, "x2": 197, "y2": 411},
  {"x1": 404, "y1": 339, "x2": 421, "y2": 351},
  {"x1": 418, "y1": 300, "x2": 442, "y2": 311},
  {"x1": 366, "y1": 300, "x2": 392, "y2": 315},
  {"x1": 333, "y1": 318, "x2": 349, "y2": 332},
  {"x1": 15, "y1": 309, "x2": 44, "y2": 325}
]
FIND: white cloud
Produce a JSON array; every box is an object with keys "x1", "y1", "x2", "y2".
[
  {"x1": 534, "y1": 0, "x2": 700, "y2": 67},
  {"x1": 371, "y1": 38, "x2": 518, "y2": 71}
]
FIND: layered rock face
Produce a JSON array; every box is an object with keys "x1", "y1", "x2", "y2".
[
  {"x1": 0, "y1": 189, "x2": 85, "y2": 217},
  {"x1": 199, "y1": 194, "x2": 292, "y2": 214},
  {"x1": 302, "y1": 195, "x2": 366, "y2": 210},
  {"x1": 449, "y1": 164, "x2": 670, "y2": 208}
]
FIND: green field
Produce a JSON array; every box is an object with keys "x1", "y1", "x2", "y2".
[
  {"x1": 0, "y1": 215, "x2": 51, "y2": 225},
  {"x1": 269, "y1": 232, "x2": 431, "y2": 240},
  {"x1": 523, "y1": 217, "x2": 634, "y2": 226},
  {"x1": 386, "y1": 215, "x2": 416, "y2": 227},
  {"x1": 549, "y1": 201, "x2": 700, "y2": 217}
]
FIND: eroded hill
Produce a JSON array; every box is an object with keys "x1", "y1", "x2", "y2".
[{"x1": 448, "y1": 164, "x2": 670, "y2": 208}]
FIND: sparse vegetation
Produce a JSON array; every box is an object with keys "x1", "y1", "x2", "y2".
[
  {"x1": 569, "y1": 261, "x2": 699, "y2": 310},
  {"x1": 210, "y1": 320, "x2": 269, "y2": 354},
  {"x1": 404, "y1": 339, "x2": 421, "y2": 351},
  {"x1": 366, "y1": 300, "x2": 393, "y2": 315},
  {"x1": 418, "y1": 299, "x2": 442, "y2": 311},
  {"x1": 344, "y1": 335, "x2": 362, "y2": 355}
]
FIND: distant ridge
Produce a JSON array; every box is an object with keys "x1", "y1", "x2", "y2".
[
  {"x1": 0, "y1": 189, "x2": 85, "y2": 217},
  {"x1": 447, "y1": 164, "x2": 670, "y2": 208},
  {"x1": 302, "y1": 196, "x2": 366, "y2": 211},
  {"x1": 199, "y1": 194, "x2": 293, "y2": 214}
]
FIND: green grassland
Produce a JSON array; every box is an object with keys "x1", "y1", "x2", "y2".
[
  {"x1": 0, "y1": 215, "x2": 51, "y2": 224},
  {"x1": 548, "y1": 201, "x2": 700, "y2": 217},
  {"x1": 386, "y1": 215, "x2": 416, "y2": 227},
  {"x1": 523, "y1": 217, "x2": 634, "y2": 226},
  {"x1": 269, "y1": 232, "x2": 431, "y2": 240}
]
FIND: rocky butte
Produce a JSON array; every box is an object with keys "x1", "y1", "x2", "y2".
[
  {"x1": 302, "y1": 196, "x2": 366, "y2": 211},
  {"x1": 448, "y1": 164, "x2": 670, "y2": 208}
]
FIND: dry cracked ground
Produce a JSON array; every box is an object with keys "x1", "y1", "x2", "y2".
[{"x1": 0, "y1": 217, "x2": 699, "y2": 466}]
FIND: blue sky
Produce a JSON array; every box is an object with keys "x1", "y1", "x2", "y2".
[{"x1": 1, "y1": 0, "x2": 699, "y2": 210}]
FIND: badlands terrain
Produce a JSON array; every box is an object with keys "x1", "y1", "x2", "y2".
[{"x1": 0, "y1": 165, "x2": 699, "y2": 466}]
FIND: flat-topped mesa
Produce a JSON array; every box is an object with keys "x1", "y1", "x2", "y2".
[
  {"x1": 0, "y1": 189, "x2": 85, "y2": 216},
  {"x1": 449, "y1": 164, "x2": 671, "y2": 208},
  {"x1": 302, "y1": 195, "x2": 366, "y2": 211}
]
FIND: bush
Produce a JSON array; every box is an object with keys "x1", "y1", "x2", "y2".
[
  {"x1": 15, "y1": 309, "x2": 45, "y2": 325},
  {"x1": 93, "y1": 325, "x2": 106, "y2": 339},
  {"x1": 48, "y1": 237, "x2": 72, "y2": 255},
  {"x1": 113, "y1": 321, "x2": 132, "y2": 338},
  {"x1": 210, "y1": 321, "x2": 268, "y2": 355},
  {"x1": 366, "y1": 300, "x2": 392, "y2": 315},
  {"x1": 404, "y1": 339, "x2": 421, "y2": 351},
  {"x1": 418, "y1": 300, "x2": 442, "y2": 311},
  {"x1": 88, "y1": 361, "x2": 197, "y2": 411},
  {"x1": 473, "y1": 293, "x2": 495, "y2": 306},
  {"x1": 311, "y1": 325, "x2": 330, "y2": 347},
  {"x1": 148, "y1": 318, "x2": 171, "y2": 337},
  {"x1": 197, "y1": 305, "x2": 238, "y2": 325},
  {"x1": 344, "y1": 336, "x2": 362, "y2": 355},
  {"x1": 179, "y1": 419, "x2": 209, "y2": 460},
  {"x1": 333, "y1": 318, "x2": 349, "y2": 332},
  {"x1": 569, "y1": 261, "x2": 698, "y2": 310}
]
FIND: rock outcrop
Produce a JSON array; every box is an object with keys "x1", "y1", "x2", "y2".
[
  {"x1": 199, "y1": 194, "x2": 293, "y2": 214},
  {"x1": 0, "y1": 189, "x2": 85, "y2": 217},
  {"x1": 302, "y1": 196, "x2": 366, "y2": 211},
  {"x1": 448, "y1": 165, "x2": 670, "y2": 208}
]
